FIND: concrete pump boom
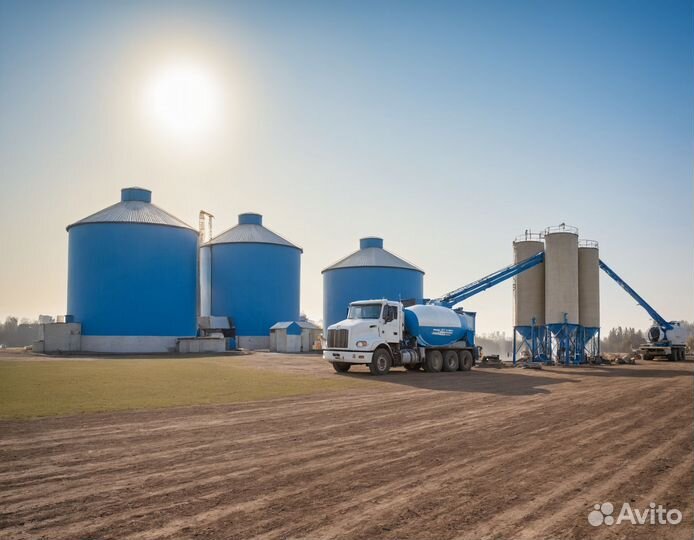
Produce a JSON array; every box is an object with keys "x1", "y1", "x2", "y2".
[
  {"x1": 598, "y1": 259, "x2": 673, "y2": 330},
  {"x1": 430, "y1": 251, "x2": 545, "y2": 309}
]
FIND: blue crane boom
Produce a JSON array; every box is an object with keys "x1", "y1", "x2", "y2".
[
  {"x1": 598, "y1": 259, "x2": 672, "y2": 330},
  {"x1": 430, "y1": 251, "x2": 545, "y2": 308}
]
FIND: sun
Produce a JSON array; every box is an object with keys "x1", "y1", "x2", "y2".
[{"x1": 142, "y1": 59, "x2": 223, "y2": 145}]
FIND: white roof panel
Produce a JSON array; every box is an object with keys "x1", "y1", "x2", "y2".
[
  {"x1": 205, "y1": 224, "x2": 301, "y2": 251},
  {"x1": 323, "y1": 247, "x2": 424, "y2": 273},
  {"x1": 67, "y1": 201, "x2": 194, "y2": 231}
]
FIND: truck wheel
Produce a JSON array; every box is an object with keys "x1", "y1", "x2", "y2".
[
  {"x1": 459, "y1": 350, "x2": 473, "y2": 371},
  {"x1": 404, "y1": 363, "x2": 421, "y2": 371},
  {"x1": 424, "y1": 350, "x2": 443, "y2": 372},
  {"x1": 332, "y1": 362, "x2": 351, "y2": 373},
  {"x1": 643, "y1": 354, "x2": 653, "y2": 361},
  {"x1": 443, "y1": 350, "x2": 459, "y2": 372},
  {"x1": 369, "y1": 349, "x2": 392, "y2": 376}
]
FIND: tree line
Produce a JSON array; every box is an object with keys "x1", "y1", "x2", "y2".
[
  {"x1": 476, "y1": 331, "x2": 513, "y2": 358},
  {"x1": 0, "y1": 317, "x2": 41, "y2": 347},
  {"x1": 600, "y1": 327, "x2": 646, "y2": 353}
]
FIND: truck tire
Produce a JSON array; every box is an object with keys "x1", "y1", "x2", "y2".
[
  {"x1": 443, "y1": 350, "x2": 459, "y2": 372},
  {"x1": 332, "y1": 362, "x2": 351, "y2": 373},
  {"x1": 459, "y1": 350, "x2": 473, "y2": 371},
  {"x1": 404, "y1": 363, "x2": 421, "y2": 371},
  {"x1": 424, "y1": 350, "x2": 443, "y2": 372},
  {"x1": 369, "y1": 349, "x2": 392, "y2": 376},
  {"x1": 643, "y1": 353, "x2": 653, "y2": 361}
]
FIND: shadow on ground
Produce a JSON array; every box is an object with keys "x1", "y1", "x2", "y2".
[
  {"x1": 543, "y1": 365, "x2": 694, "y2": 379},
  {"x1": 335, "y1": 362, "x2": 693, "y2": 395},
  {"x1": 336, "y1": 367, "x2": 581, "y2": 396}
]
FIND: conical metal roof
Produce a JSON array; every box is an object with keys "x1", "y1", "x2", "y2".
[
  {"x1": 66, "y1": 188, "x2": 195, "y2": 231},
  {"x1": 322, "y1": 237, "x2": 424, "y2": 273},
  {"x1": 204, "y1": 213, "x2": 302, "y2": 252}
]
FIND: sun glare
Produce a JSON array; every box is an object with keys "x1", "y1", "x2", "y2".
[{"x1": 142, "y1": 60, "x2": 223, "y2": 145}]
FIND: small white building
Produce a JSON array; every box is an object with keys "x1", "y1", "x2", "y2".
[
  {"x1": 270, "y1": 321, "x2": 321, "y2": 353},
  {"x1": 33, "y1": 323, "x2": 82, "y2": 353}
]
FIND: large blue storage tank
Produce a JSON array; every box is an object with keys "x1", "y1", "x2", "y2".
[
  {"x1": 322, "y1": 237, "x2": 424, "y2": 330},
  {"x1": 202, "y1": 213, "x2": 302, "y2": 349},
  {"x1": 66, "y1": 187, "x2": 198, "y2": 353}
]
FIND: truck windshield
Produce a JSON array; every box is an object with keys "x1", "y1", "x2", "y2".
[{"x1": 348, "y1": 304, "x2": 382, "y2": 319}]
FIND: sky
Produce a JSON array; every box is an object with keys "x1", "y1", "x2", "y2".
[{"x1": 0, "y1": 0, "x2": 692, "y2": 335}]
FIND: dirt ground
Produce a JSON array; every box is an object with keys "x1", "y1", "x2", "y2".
[{"x1": 0, "y1": 353, "x2": 692, "y2": 540}]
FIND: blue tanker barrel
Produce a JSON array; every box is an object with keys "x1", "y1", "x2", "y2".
[
  {"x1": 404, "y1": 305, "x2": 469, "y2": 347},
  {"x1": 322, "y1": 237, "x2": 424, "y2": 330},
  {"x1": 66, "y1": 187, "x2": 198, "y2": 353}
]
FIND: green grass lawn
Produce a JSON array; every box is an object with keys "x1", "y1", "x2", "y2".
[{"x1": 0, "y1": 358, "x2": 362, "y2": 419}]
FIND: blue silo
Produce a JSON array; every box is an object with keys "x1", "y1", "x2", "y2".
[
  {"x1": 66, "y1": 187, "x2": 198, "y2": 353},
  {"x1": 322, "y1": 237, "x2": 424, "y2": 329},
  {"x1": 202, "y1": 213, "x2": 302, "y2": 349}
]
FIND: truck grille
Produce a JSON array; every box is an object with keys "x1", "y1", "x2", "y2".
[{"x1": 327, "y1": 329, "x2": 348, "y2": 348}]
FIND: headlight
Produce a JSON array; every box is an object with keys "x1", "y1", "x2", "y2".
[{"x1": 356, "y1": 341, "x2": 368, "y2": 347}]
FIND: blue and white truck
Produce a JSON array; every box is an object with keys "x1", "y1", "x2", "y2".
[
  {"x1": 323, "y1": 253, "x2": 545, "y2": 375},
  {"x1": 324, "y1": 300, "x2": 478, "y2": 375}
]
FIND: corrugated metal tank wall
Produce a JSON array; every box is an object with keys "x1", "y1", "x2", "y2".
[
  {"x1": 205, "y1": 213, "x2": 301, "y2": 349},
  {"x1": 544, "y1": 228, "x2": 579, "y2": 325},
  {"x1": 66, "y1": 188, "x2": 198, "y2": 352},
  {"x1": 513, "y1": 238, "x2": 545, "y2": 327},
  {"x1": 578, "y1": 242, "x2": 600, "y2": 328},
  {"x1": 322, "y1": 237, "x2": 424, "y2": 330}
]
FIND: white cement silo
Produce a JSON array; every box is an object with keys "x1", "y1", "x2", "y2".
[
  {"x1": 544, "y1": 225, "x2": 579, "y2": 325},
  {"x1": 513, "y1": 234, "x2": 545, "y2": 328},
  {"x1": 578, "y1": 240, "x2": 600, "y2": 329}
]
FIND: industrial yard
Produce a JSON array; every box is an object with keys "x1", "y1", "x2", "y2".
[
  {"x1": 2, "y1": 2, "x2": 692, "y2": 539},
  {"x1": 6, "y1": 125, "x2": 690, "y2": 540},
  {"x1": 1, "y1": 351, "x2": 692, "y2": 540}
]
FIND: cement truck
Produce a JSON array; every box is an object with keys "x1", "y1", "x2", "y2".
[
  {"x1": 323, "y1": 253, "x2": 545, "y2": 375},
  {"x1": 324, "y1": 301, "x2": 479, "y2": 375}
]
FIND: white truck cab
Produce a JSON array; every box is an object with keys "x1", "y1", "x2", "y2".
[{"x1": 323, "y1": 299, "x2": 402, "y2": 366}]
